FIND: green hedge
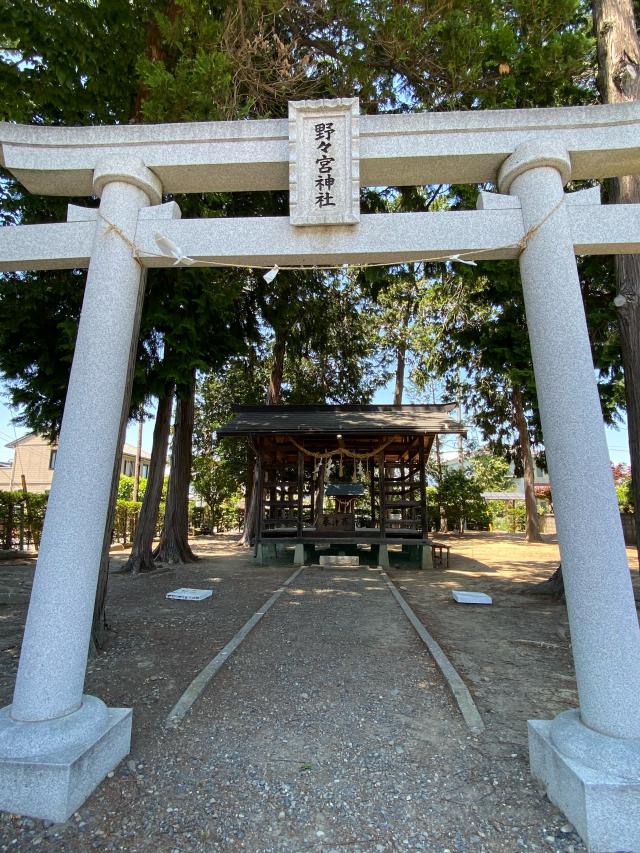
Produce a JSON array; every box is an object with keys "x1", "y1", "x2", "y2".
[
  {"x1": 0, "y1": 491, "x2": 47, "y2": 549},
  {"x1": 0, "y1": 482, "x2": 195, "y2": 551},
  {"x1": 112, "y1": 499, "x2": 167, "y2": 544}
]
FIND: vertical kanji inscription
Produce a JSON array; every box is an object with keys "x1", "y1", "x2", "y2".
[{"x1": 289, "y1": 99, "x2": 360, "y2": 226}]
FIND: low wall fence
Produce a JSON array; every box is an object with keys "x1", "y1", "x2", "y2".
[{"x1": 620, "y1": 512, "x2": 637, "y2": 547}]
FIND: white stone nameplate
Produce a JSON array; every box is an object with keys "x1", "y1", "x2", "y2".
[{"x1": 288, "y1": 98, "x2": 360, "y2": 227}]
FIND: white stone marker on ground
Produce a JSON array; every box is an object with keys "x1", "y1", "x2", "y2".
[
  {"x1": 499, "y1": 140, "x2": 640, "y2": 852},
  {"x1": 0, "y1": 156, "x2": 162, "y2": 822}
]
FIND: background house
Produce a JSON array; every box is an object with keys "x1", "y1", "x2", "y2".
[
  {"x1": 511, "y1": 461, "x2": 550, "y2": 492},
  {"x1": 0, "y1": 433, "x2": 151, "y2": 493},
  {"x1": 441, "y1": 449, "x2": 551, "y2": 491},
  {"x1": 0, "y1": 461, "x2": 12, "y2": 490}
]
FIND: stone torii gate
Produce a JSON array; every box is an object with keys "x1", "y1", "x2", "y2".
[{"x1": 1, "y1": 99, "x2": 640, "y2": 851}]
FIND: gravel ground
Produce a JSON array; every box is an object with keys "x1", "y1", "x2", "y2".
[{"x1": 1, "y1": 532, "x2": 635, "y2": 852}]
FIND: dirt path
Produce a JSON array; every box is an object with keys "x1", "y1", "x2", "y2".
[
  {"x1": 2, "y1": 532, "x2": 635, "y2": 851},
  {"x1": 391, "y1": 532, "x2": 638, "y2": 734},
  {"x1": 166, "y1": 566, "x2": 468, "y2": 851}
]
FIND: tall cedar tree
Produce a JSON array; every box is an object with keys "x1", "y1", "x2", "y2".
[
  {"x1": 120, "y1": 390, "x2": 173, "y2": 574},
  {"x1": 153, "y1": 380, "x2": 197, "y2": 563},
  {"x1": 592, "y1": 0, "x2": 640, "y2": 560}
]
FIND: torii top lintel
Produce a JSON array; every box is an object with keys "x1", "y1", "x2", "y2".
[{"x1": 2, "y1": 100, "x2": 640, "y2": 198}]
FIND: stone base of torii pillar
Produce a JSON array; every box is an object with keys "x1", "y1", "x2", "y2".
[
  {"x1": 529, "y1": 712, "x2": 640, "y2": 852},
  {"x1": 0, "y1": 699, "x2": 131, "y2": 822}
]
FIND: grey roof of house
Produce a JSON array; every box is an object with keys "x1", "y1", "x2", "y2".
[
  {"x1": 121, "y1": 443, "x2": 152, "y2": 460},
  {"x1": 217, "y1": 404, "x2": 466, "y2": 437},
  {"x1": 5, "y1": 433, "x2": 151, "y2": 460},
  {"x1": 482, "y1": 491, "x2": 526, "y2": 501}
]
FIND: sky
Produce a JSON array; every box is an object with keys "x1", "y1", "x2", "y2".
[
  {"x1": 605, "y1": 416, "x2": 632, "y2": 465},
  {"x1": 372, "y1": 381, "x2": 632, "y2": 465},
  {"x1": 0, "y1": 383, "x2": 631, "y2": 467}
]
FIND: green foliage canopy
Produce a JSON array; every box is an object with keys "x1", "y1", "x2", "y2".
[
  {"x1": 436, "y1": 469, "x2": 490, "y2": 529},
  {"x1": 468, "y1": 453, "x2": 513, "y2": 492}
]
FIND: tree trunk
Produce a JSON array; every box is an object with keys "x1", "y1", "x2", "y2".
[
  {"x1": 91, "y1": 439, "x2": 124, "y2": 652},
  {"x1": 238, "y1": 330, "x2": 286, "y2": 546},
  {"x1": 132, "y1": 1, "x2": 179, "y2": 122},
  {"x1": 512, "y1": 384, "x2": 542, "y2": 542},
  {"x1": 428, "y1": 383, "x2": 448, "y2": 533},
  {"x1": 132, "y1": 404, "x2": 144, "y2": 502},
  {"x1": 393, "y1": 302, "x2": 412, "y2": 405},
  {"x1": 593, "y1": 0, "x2": 640, "y2": 563},
  {"x1": 238, "y1": 467, "x2": 258, "y2": 547},
  {"x1": 616, "y1": 284, "x2": 640, "y2": 559},
  {"x1": 434, "y1": 433, "x2": 448, "y2": 533},
  {"x1": 153, "y1": 383, "x2": 198, "y2": 563},
  {"x1": 525, "y1": 564, "x2": 565, "y2": 600},
  {"x1": 120, "y1": 391, "x2": 173, "y2": 574},
  {"x1": 267, "y1": 333, "x2": 285, "y2": 405},
  {"x1": 242, "y1": 445, "x2": 254, "y2": 532},
  {"x1": 393, "y1": 343, "x2": 406, "y2": 406}
]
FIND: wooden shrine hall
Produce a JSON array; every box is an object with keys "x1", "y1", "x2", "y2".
[{"x1": 217, "y1": 403, "x2": 466, "y2": 568}]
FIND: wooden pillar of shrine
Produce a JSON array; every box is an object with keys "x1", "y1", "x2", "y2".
[
  {"x1": 419, "y1": 440, "x2": 428, "y2": 537},
  {"x1": 254, "y1": 452, "x2": 265, "y2": 554},
  {"x1": 378, "y1": 453, "x2": 386, "y2": 536},
  {"x1": 296, "y1": 450, "x2": 304, "y2": 538},
  {"x1": 369, "y1": 464, "x2": 376, "y2": 526}
]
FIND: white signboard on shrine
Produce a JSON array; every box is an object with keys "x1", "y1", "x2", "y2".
[{"x1": 288, "y1": 98, "x2": 360, "y2": 227}]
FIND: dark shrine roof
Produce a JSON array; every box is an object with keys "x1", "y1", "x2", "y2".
[{"x1": 217, "y1": 404, "x2": 466, "y2": 437}]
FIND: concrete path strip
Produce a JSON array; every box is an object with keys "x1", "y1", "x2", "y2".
[
  {"x1": 165, "y1": 566, "x2": 304, "y2": 727},
  {"x1": 381, "y1": 571, "x2": 485, "y2": 734}
]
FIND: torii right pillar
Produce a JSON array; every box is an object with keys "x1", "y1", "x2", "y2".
[{"x1": 499, "y1": 140, "x2": 640, "y2": 852}]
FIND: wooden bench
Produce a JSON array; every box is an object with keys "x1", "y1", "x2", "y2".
[{"x1": 431, "y1": 542, "x2": 451, "y2": 568}]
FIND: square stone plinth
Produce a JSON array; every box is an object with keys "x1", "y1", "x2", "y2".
[
  {"x1": 529, "y1": 719, "x2": 640, "y2": 852},
  {"x1": 0, "y1": 708, "x2": 131, "y2": 822}
]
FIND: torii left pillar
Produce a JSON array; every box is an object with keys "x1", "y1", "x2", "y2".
[{"x1": 0, "y1": 156, "x2": 162, "y2": 821}]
